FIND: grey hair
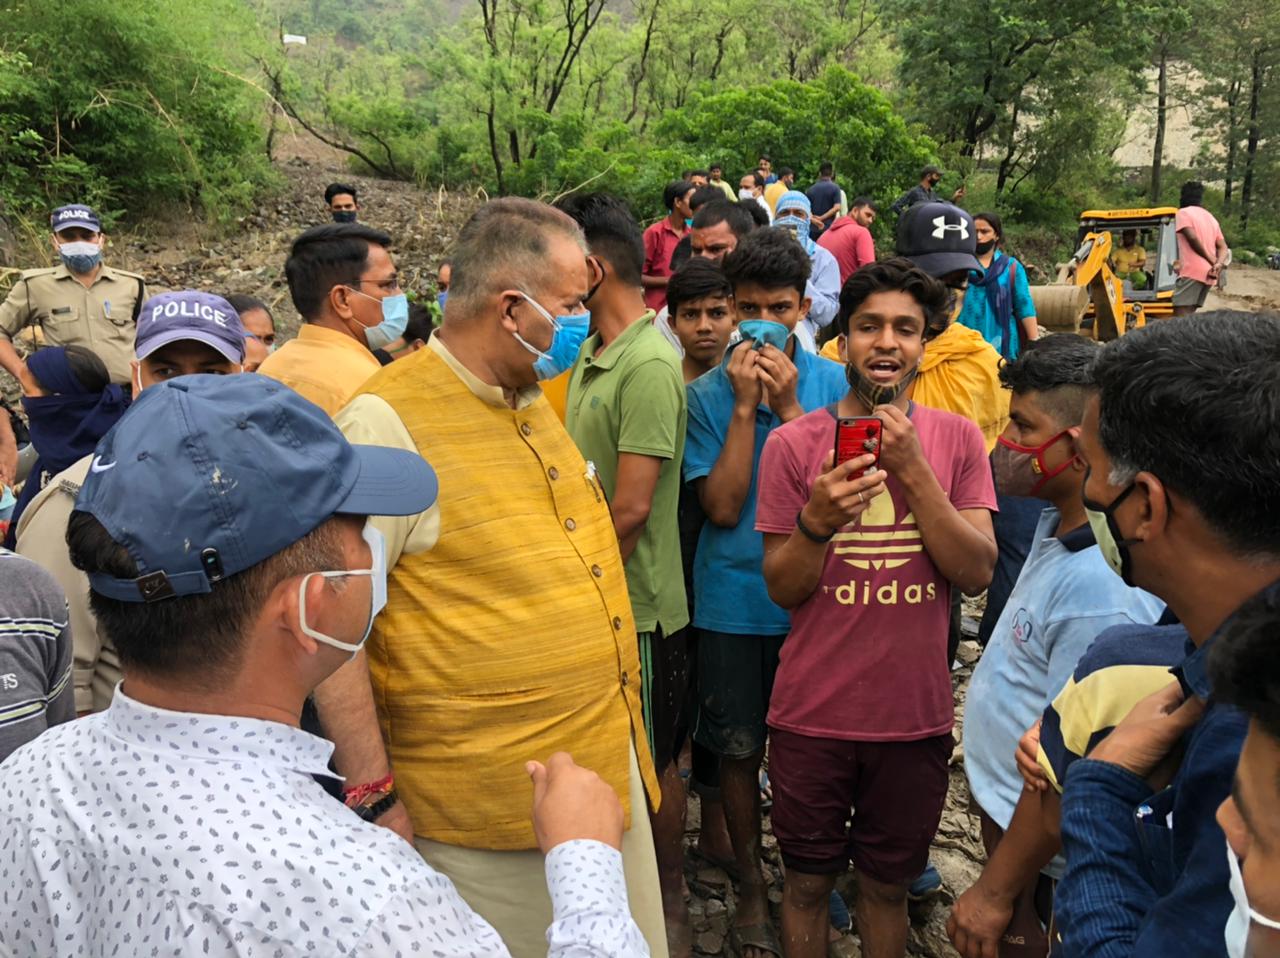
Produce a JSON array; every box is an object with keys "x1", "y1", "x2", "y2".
[
  {"x1": 447, "y1": 198, "x2": 587, "y2": 317},
  {"x1": 1107, "y1": 459, "x2": 1140, "y2": 487}
]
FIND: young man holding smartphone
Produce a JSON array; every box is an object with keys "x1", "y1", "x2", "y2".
[
  {"x1": 755, "y1": 258, "x2": 997, "y2": 958},
  {"x1": 683, "y1": 228, "x2": 847, "y2": 958}
]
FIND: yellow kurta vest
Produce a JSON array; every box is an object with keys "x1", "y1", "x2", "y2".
[{"x1": 355, "y1": 348, "x2": 658, "y2": 850}]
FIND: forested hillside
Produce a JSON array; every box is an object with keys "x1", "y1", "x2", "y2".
[{"x1": 1, "y1": 0, "x2": 1277, "y2": 254}]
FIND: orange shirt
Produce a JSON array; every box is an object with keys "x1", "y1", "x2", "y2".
[{"x1": 256, "y1": 323, "x2": 381, "y2": 416}]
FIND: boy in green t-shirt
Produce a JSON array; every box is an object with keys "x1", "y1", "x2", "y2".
[{"x1": 558, "y1": 193, "x2": 692, "y2": 957}]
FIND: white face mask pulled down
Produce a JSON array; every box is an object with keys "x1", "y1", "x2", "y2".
[
  {"x1": 297, "y1": 522, "x2": 388, "y2": 659},
  {"x1": 1226, "y1": 839, "x2": 1280, "y2": 958}
]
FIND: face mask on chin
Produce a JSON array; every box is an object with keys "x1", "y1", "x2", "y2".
[
  {"x1": 1226, "y1": 839, "x2": 1280, "y2": 958},
  {"x1": 845, "y1": 360, "x2": 919, "y2": 411},
  {"x1": 298, "y1": 522, "x2": 387, "y2": 660}
]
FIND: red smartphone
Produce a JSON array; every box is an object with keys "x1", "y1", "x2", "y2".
[{"x1": 834, "y1": 416, "x2": 882, "y2": 468}]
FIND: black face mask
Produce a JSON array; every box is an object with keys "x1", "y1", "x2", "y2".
[
  {"x1": 584, "y1": 256, "x2": 606, "y2": 306},
  {"x1": 845, "y1": 361, "x2": 919, "y2": 412},
  {"x1": 332, "y1": 210, "x2": 358, "y2": 223},
  {"x1": 976, "y1": 239, "x2": 996, "y2": 254}
]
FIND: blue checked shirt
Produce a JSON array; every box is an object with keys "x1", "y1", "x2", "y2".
[{"x1": 1054, "y1": 595, "x2": 1262, "y2": 957}]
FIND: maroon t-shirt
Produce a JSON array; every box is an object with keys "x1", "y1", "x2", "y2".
[
  {"x1": 642, "y1": 219, "x2": 685, "y2": 311},
  {"x1": 755, "y1": 404, "x2": 996, "y2": 741}
]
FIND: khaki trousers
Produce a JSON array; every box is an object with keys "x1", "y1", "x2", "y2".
[{"x1": 414, "y1": 743, "x2": 668, "y2": 958}]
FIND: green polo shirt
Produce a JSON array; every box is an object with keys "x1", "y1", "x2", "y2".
[{"x1": 566, "y1": 312, "x2": 689, "y2": 636}]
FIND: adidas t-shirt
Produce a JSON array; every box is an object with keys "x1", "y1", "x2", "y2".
[{"x1": 755, "y1": 403, "x2": 996, "y2": 741}]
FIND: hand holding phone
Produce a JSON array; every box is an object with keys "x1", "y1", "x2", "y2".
[{"x1": 834, "y1": 416, "x2": 882, "y2": 470}]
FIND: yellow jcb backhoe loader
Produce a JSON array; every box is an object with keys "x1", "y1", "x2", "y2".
[{"x1": 1030, "y1": 208, "x2": 1179, "y2": 341}]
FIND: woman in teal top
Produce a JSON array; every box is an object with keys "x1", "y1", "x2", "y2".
[{"x1": 958, "y1": 212, "x2": 1040, "y2": 359}]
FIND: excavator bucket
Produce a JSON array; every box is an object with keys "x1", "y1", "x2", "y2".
[{"x1": 1030, "y1": 286, "x2": 1089, "y2": 333}]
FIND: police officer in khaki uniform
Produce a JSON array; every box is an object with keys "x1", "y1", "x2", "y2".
[{"x1": 0, "y1": 204, "x2": 146, "y2": 390}]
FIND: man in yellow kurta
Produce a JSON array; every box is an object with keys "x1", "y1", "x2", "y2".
[{"x1": 334, "y1": 197, "x2": 666, "y2": 958}]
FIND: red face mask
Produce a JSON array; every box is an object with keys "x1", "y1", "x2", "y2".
[{"x1": 992, "y1": 430, "x2": 1078, "y2": 497}]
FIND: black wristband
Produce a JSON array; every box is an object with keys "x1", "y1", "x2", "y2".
[
  {"x1": 795, "y1": 510, "x2": 834, "y2": 543},
  {"x1": 355, "y1": 789, "x2": 399, "y2": 822}
]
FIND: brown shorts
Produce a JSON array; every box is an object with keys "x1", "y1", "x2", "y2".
[{"x1": 769, "y1": 727, "x2": 952, "y2": 883}]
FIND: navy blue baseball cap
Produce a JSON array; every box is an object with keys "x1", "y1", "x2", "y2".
[
  {"x1": 136, "y1": 291, "x2": 247, "y2": 365},
  {"x1": 77, "y1": 373, "x2": 438, "y2": 603},
  {"x1": 896, "y1": 201, "x2": 984, "y2": 280},
  {"x1": 51, "y1": 204, "x2": 102, "y2": 234}
]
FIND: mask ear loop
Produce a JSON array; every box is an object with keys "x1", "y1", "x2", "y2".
[{"x1": 298, "y1": 569, "x2": 374, "y2": 654}]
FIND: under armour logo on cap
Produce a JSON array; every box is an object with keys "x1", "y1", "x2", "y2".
[
  {"x1": 894, "y1": 201, "x2": 984, "y2": 281},
  {"x1": 932, "y1": 216, "x2": 969, "y2": 240}
]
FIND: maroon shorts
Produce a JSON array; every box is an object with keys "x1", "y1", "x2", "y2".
[{"x1": 769, "y1": 727, "x2": 952, "y2": 884}]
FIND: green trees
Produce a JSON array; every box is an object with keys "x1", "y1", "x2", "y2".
[
  {"x1": 653, "y1": 69, "x2": 934, "y2": 209},
  {"x1": 1190, "y1": 0, "x2": 1279, "y2": 237},
  {"x1": 886, "y1": 0, "x2": 1132, "y2": 203},
  {"x1": 0, "y1": 0, "x2": 276, "y2": 222},
  {"x1": 3, "y1": 0, "x2": 1274, "y2": 251}
]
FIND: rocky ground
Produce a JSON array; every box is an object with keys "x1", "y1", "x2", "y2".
[
  {"x1": 682, "y1": 599, "x2": 989, "y2": 958},
  {"x1": 109, "y1": 150, "x2": 482, "y2": 339},
  {"x1": 2, "y1": 132, "x2": 481, "y2": 348}
]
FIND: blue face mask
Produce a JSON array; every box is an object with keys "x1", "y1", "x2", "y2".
[
  {"x1": 738, "y1": 319, "x2": 790, "y2": 351},
  {"x1": 512, "y1": 293, "x2": 590, "y2": 380},
  {"x1": 58, "y1": 240, "x2": 102, "y2": 275},
  {"x1": 436, "y1": 291, "x2": 448, "y2": 312},
  {"x1": 346, "y1": 287, "x2": 409, "y2": 350}
]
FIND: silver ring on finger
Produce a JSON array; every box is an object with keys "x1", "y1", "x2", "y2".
[{"x1": 858, "y1": 491, "x2": 866, "y2": 505}]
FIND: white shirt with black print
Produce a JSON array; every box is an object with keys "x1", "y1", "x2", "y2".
[{"x1": 0, "y1": 688, "x2": 649, "y2": 957}]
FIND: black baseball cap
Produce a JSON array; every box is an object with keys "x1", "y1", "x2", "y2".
[{"x1": 895, "y1": 202, "x2": 984, "y2": 280}]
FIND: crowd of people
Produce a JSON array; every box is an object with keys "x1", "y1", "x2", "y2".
[{"x1": 0, "y1": 157, "x2": 1274, "y2": 958}]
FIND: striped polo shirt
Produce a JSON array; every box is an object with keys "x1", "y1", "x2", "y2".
[
  {"x1": 0, "y1": 549, "x2": 75, "y2": 762},
  {"x1": 1036, "y1": 610, "x2": 1187, "y2": 791}
]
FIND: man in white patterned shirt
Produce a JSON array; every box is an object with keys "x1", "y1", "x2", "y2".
[{"x1": 0, "y1": 374, "x2": 649, "y2": 957}]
